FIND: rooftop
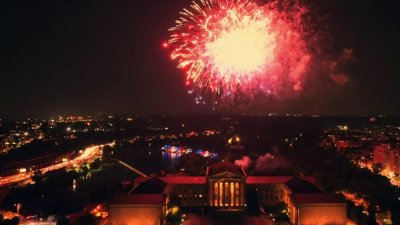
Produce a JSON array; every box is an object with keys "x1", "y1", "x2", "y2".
[
  {"x1": 133, "y1": 176, "x2": 206, "y2": 186},
  {"x1": 291, "y1": 193, "x2": 346, "y2": 204},
  {"x1": 284, "y1": 177, "x2": 322, "y2": 194},
  {"x1": 130, "y1": 177, "x2": 166, "y2": 194},
  {"x1": 160, "y1": 176, "x2": 206, "y2": 184},
  {"x1": 246, "y1": 176, "x2": 293, "y2": 184},
  {"x1": 111, "y1": 194, "x2": 165, "y2": 205}
]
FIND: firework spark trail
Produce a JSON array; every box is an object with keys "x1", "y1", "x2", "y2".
[{"x1": 165, "y1": 0, "x2": 313, "y2": 100}]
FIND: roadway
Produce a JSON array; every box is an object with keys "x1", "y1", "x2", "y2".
[{"x1": 0, "y1": 143, "x2": 114, "y2": 187}]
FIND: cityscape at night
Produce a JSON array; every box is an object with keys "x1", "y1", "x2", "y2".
[{"x1": 0, "y1": 0, "x2": 399, "y2": 225}]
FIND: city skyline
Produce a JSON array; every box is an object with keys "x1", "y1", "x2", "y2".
[{"x1": 0, "y1": 0, "x2": 399, "y2": 118}]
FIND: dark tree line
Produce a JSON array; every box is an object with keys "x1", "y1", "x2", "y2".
[
  {"x1": 287, "y1": 140, "x2": 400, "y2": 225},
  {"x1": 0, "y1": 215, "x2": 19, "y2": 225}
]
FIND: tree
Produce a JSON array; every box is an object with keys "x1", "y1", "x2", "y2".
[
  {"x1": 0, "y1": 216, "x2": 20, "y2": 225},
  {"x1": 90, "y1": 158, "x2": 102, "y2": 170},
  {"x1": 32, "y1": 170, "x2": 43, "y2": 184},
  {"x1": 57, "y1": 216, "x2": 71, "y2": 225},
  {"x1": 372, "y1": 163, "x2": 382, "y2": 174},
  {"x1": 76, "y1": 214, "x2": 96, "y2": 225},
  {"x1": 179, "y1": 153, "x2": 207, "y2": 175},
  {"x1": 9, "y1": 217, "x2": 19, "y2": 225},
  {"x1": 246, "y1": 187, "x2": 260, "y2": 215}
]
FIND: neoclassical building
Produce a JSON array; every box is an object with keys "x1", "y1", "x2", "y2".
[{"x1": 110, "y1": 162, "x2": 347, "y2": 225}]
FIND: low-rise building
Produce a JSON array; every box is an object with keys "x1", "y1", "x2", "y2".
[{"x1": 110, "y1": 162, "x2": 346, "y2": 225}]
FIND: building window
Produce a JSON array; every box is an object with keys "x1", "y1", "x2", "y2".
[
  {"x1": 219, "y1": 182, "x2": 223, "y2": 206},
  {"x1": 224, "y1": 182, "x2": 229, "y2": 206},
  {"x1": 235, "y1": 182, "x2": 240, "y2": 206},
  {"x1": 214, "y1": 182, "x2": 218, "y2": 206},
  {"x1": 230, "y1": 182, "x2": 235, "y2": 206}
]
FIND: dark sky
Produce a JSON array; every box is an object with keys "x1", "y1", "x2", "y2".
[{"x1": 0, "y1": 0, "x2": 399, "y2": 118}]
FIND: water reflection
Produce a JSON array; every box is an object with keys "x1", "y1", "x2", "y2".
[
  {"x1": 161, "y1": 145, "x2": 218, "y2": 172},
  {"x1": 162, "y1": 151, "x2": 180, "y2": 171}
]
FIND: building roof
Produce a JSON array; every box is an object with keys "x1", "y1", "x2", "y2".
[
  {"x1": 112, "y1": 177, "x2": 167, "y2": 206},
  {"x1": 130, "y1": 177, "x2": 167, "y2": 194},
  {"x1": 206, "y1": 162, "x2": 246, "y2": 177},
  {"x1": 133, "y1": 176, "x2": 206, "y2": 186},
  {"x1": 160, "y1": 176, "x2": 206, "y2": 184},
  {"x1": 291, "y1": 193, "x2": 346, "y2": 205},
  {"x1": 133, "y1": 177, "x2": 155, "y2": 187},
  {"x1": 284, "y1": 177, "x2": 322, "y2": 194},
  {"x1": 111, "y1": 194, "x2": 165, "y2": 205},
  {"x1": 246, "y1": 176, "x2": 320, "y2": 193},
  {"x1": 246, "y1": 176, "x2": 293, "y2": 184}
]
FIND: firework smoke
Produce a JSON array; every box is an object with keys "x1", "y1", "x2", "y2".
[
  {"x1": 234, "y1": 156, "x2": 252, "y2": 170},
  {"x1": 255, "y1": 153, "x2": 288, "y2": 173}
]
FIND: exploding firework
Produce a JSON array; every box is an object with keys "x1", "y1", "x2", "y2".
[{"x1": 165, "y1": 0, "x2": 313, "y2": 100}]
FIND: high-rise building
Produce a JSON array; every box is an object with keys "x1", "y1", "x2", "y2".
[
  {"x1": 373, "y1": 144, "x2": 391, "y2": 167},
  {"x1": 389, "y1": 149, "x2": 400, "y2": 175},
  {"x1": 373, "y1": 144, "x2": 400, "y2": 175}
]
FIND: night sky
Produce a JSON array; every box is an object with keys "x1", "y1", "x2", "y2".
[{"x1": 1, "y1": 0, "x2": 399, "y2": 118}]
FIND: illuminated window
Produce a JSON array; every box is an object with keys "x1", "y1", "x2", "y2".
[
  {"x1": 235, "y1": 182, "x2": 240, "y2": 206},
  {"x1": 230, "y1": 182, "x2": 234, "y2": 206},
  {"x1": 214, "y1": 182, "x2": 218, "y2": 206},
  {"x1": 224, "y1": 182, "x2": 229, "y2": 206},
  {"x1": 210, "y1": 185, "x2": 213, "y2": 205},
  {"x1": 219, "y1": 182, "x2": 223, "y2": 206}
]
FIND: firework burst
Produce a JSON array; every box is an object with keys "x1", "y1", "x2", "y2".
[{"x1": 165, "y1": 0, "x2": 313, "y2": 100}]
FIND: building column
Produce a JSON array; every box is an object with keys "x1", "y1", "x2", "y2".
[
  {"x1": 209, "y1": 181, "x2": 213, "y2": 206},
  {"x1": 235, "y1": 182, "x2": 240, "y2": 207}
]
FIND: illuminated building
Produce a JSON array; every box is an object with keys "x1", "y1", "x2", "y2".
[
  {"x1": 110, "y1": 162, "x2": 346, "y2": 225},
  {"x1": 110, "y1": 178, "x2": 167, "y2": 225},
  {"x1": 289, "y1": 194, "x2": 347, "y2": 225},
  {"x1": 373, "y1": 144, "x2": 391, "y2": 166},
  {"x1": 389, "y1": 149, "x2": 400, "y2": 175},
  {"x1": 374, "y1": 144, "x2": 400, "y2": 175}
]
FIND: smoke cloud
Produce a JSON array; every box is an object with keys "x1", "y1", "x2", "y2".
[
  {"x1": 234, "y1": 156, "x2": 252, "y2": 170},
  {"x1": 328, "y1": 48, "x2": 354, "y2": 85},
  {"x1": 255, "y1": 153, "x2": 288, "y2": 173}
]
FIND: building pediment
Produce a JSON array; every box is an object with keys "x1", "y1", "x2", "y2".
[
  {"x1": 206, "y1": 162, "x2": 247, "y2": 177},
  {"x1": 209, "y1": 171, "x2": 246, "y2": 179}
]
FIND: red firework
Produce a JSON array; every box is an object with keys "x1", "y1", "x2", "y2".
[{"x1": 165, "y1": 0, "x2": 312, "y2": 99}]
